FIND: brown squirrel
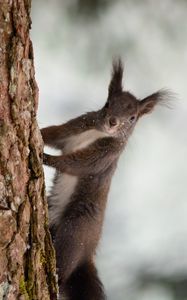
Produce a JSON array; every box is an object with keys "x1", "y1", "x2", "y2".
[{"x1": 41, "y1": 59, "x2": 168, "y2": 300}]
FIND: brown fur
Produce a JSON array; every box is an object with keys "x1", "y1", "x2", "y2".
[{"x1": 42, "y1": 59, "x2": 169, "y2": 299}]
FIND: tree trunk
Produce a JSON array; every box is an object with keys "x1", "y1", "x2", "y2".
[{"x1": 0, "y1": 1, "x2": 58, "y2": 299}]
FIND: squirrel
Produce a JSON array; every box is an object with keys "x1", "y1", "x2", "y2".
[{"x1": 41, "y1": 59, "x2": 168, "y2": 300}]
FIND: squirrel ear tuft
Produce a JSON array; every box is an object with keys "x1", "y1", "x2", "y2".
[
  {"x1": 139, "y1": 89, "x2": 173, "y2": 116},
  {"x1": 108, "y1": 58, "x2": 124, "y2": 99}
]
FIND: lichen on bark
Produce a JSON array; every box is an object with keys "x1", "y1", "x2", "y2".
[{"x1": 0, "y1": 1, "x2": 58, "y2": 299}]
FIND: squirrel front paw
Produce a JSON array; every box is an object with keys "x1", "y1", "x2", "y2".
[
  {"x1": 43, "y1": 153, "x2": 52, "y2": 166},
  {"x1": 43, "y1": 153, "x2": 65, "y2": 172}
]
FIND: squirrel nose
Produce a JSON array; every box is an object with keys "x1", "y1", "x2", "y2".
[{"x1": 109, "y1": 117, "x2": 118, "y2": 127}]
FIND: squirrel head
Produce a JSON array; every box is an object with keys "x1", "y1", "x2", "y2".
[{"x1": 99, "y1": 58, "x2": 170, "y2": 138}]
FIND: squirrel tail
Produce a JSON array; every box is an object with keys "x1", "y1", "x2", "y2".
[{"x1": 60, "y1": 260, "x2": 106, "y2": 300}]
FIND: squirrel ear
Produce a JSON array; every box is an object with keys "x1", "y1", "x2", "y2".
[
  {"x1": 139, "y1": 90, "x2": 171, "y2": 116},
  {"x1": 108, "y1": 58, "x2": 124, "y2": 100}
]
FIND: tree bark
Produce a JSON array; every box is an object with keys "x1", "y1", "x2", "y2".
[{"x1": 0, "y1": 1, "x2": 58, "y2": 299}]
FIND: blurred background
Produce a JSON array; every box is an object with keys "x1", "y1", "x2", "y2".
[{"x1": 31, "y1": 1, "x2": 187, "y2": 299}]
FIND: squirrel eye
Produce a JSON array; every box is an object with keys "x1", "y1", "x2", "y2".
[
  {"x1": 109, "y1": 116, "x2": 118, "y2": 127},
  {"x1": 129, "y1": 115, "x2": 136, "y2": 123}
]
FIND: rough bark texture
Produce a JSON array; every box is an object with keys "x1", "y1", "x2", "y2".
[{"x1": 0, "y1": 1, "x2": 58, "y2": 299}]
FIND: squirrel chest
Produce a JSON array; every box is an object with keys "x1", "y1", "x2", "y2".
[{"x1": 48, "y1": 129, "x2": 109, "y2": 226}]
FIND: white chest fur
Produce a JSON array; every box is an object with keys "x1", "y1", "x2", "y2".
[
  {"x1": 49, "y1": 173, "x2": 78, "y2": 226},
  {"x1": 49, "y1": 129, "x2": 109, "y2": 226},
  {"x1": 63, "y1": 129, "x2": 109, "y2": 153}
]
